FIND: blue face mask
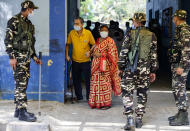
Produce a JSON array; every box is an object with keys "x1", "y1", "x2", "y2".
[{"x1": 74, "y1": 25, "x2": 81, "y2": 31}]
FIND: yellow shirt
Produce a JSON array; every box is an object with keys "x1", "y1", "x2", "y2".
[{"x1": 67, "y1": 28, "x2": 95, "y2": 63}]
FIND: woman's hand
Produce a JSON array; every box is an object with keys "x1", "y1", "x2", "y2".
[{"x1": 93, "y1": 52, "x2": 101, "y2": 58}]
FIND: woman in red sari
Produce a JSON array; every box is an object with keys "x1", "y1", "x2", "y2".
[{"x1": 88, "y1": 25, "x2": 121, "y2": 110}]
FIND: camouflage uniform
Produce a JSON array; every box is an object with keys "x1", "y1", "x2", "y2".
[
  {"x1": 4, "y1": 1, "x2": 38, "y2": 109},
  {"x1": 171, "y1": 10, "x2": 190, "y2": 111},
  {"x1": 118, "y1": 13, "x2": 158, "y2": 120}
]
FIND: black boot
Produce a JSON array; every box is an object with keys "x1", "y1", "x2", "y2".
[
  {"x1": 136, "y1": 117, "x2": 143, "y2": 128},
  {"x1": 168, "y1": 111, "x2": 179, "y2": 121},
  {"x1": 14, "y1": 108, "x2": 35, "y2": 118},
  {"x1": 124, "y1": 116, "x2": 135, "y2": 131},
  {"x1": 169, "y1": 110, "x2": 189, "y2": 126},
  {"x1": 14, "y1": 108, "x2": 19, "y2": 118},
  {"x1": 19, "y1": 108, "x2": 37, "y2": 122}
]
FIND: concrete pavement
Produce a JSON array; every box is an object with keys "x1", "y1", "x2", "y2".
[
  {"x1": 1, "y1": 77, "x2": 190, "y2": 131},
  {"x1": 1, "y1": 89, "x2": 190, "y2": 131}
]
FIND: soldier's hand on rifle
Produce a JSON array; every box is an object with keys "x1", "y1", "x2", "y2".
[
  {"x1": 176, "y1": 67, "x2": 184, "y2": 75},
  {"x1": 35, "y1": 59, "x2": 42, "y2": 65},
  {"x1": 150, "y1": 73, "x2": 156, "y2": 83},
  {"x1": 10, "y1": 59, "x2": 17, "y2": 70}
]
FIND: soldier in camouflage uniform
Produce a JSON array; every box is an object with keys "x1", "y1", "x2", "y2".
[
  {"x1": 4, "y1": 0, "x2": 42, "y2": 122},
  {"x1": 118, "y1": 13, "x2": 158, "y2": 130},
  {"x1": 168, "y1": 10, "x2": 190, "y2": 126}
]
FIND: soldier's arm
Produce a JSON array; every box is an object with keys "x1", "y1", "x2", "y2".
[
  {"x1": 31, "y1": 24, "x2": 38, "y2": 61},
  {"x1": 31, "y1": 36, "x2": 38, "y2": 61},
  {"x1": 118, "y1": 32, "x2": 131, "y2": 71},
  {"x1": 4, "y1": 17, "x2": 18, "y2": 59},
  {"x1": 178, "y1": 29, "x2": 190, "y2": 70},
  {"x1": 150, "y1": 33, "x2": 158, "y2": 73}
]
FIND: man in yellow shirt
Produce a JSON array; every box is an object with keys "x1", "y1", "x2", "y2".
[{"x1": 66, "y1": 17, "x2": 95, "y2": 101}]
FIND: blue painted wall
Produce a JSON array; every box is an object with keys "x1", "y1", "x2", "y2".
[
  {"x1": 48, "y1": 0, "x2": 66, "y2": 102},
  {"x1": 0, "y1": 0, "x2": 66, "y2": 103}
]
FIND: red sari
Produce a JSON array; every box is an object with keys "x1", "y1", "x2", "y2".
[{"x1": 88, "y1": 37, "x2": 121, "y2": 109}]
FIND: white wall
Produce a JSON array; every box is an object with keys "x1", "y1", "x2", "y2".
[{"x1": 0, "y1": 0, "x2": 49, "y2": 56}]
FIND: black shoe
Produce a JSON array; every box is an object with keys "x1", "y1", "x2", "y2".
[
  {"x1": 19, "y1": 108, "x2": 37, "y2": 122},
  {"x1": 14, "y1": 108, "x2": 34, "y2": 118},
  {"x1": 24, "y1": 109, "x2": 35, "y2": 117},
  {"x1": 77, "y1": 97, "x2": 83, "y2": 101},
  {"x1": 136, "y1": 118, "x2": 143, "y2": 128},
  {"x1": 169, "y1": 110, "x2": 189, "y2": 126},
  {"x1": 14, "y1": 108, "x2": 19, "y2": 118},
  {"x1": 168, "y1": 111, "x2": 179, "y2": 121},
  {"x1": 124, "y1": 116, "x2": 135, "y2": 131}
]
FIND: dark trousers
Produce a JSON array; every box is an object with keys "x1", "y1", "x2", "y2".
[{"x1": 72, "y1": 61, "x2": 91, "y2": 100}]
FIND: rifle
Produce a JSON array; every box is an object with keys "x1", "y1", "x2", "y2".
[{"x1": 127, "y1": 28, "x2": 140, "y2": 72}]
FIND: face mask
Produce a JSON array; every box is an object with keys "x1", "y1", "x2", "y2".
[
  {"x1": 74, "y1": 25, "x2": 81, "y2": 31},
  {"x1": 28, "y1": 11, "x2": 34, "y2": 18},
  {"x1": 131, "y1": 24, "x2": 136, "y2": 29},
  {"x1": 100, "y1": 31, "x2": 108, "y2": 38}
]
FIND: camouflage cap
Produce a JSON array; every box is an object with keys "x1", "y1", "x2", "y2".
[
  {"x1": 132, "y1": 13, "x2": 146, "y2": 22},
  {"x1": 21, "y1": 0, "x2": 39, "y2": 9},
  {"x1": 173, "y1": 9, "x2": 187, "y2": 19}
]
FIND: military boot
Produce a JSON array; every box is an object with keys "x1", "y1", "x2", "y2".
[
  {"x1": 14, "y1": 108, "x2": 19, "y2": 118},
  {"x1": 135, "y1": 117, "x2": 143, "y2": 128},
  {"x1": 169, "y1": 110, "x2": 189, "y2": 126},
  {"x1": 14, "y1": 108, "x2": 34, "y2": 118},
  {"x1": 168, "y1": 111, "x2": 179, "y2": 121},
  {"x1": 18, "y1": 108, "x2": 37, "y2": 122},
  {"x1": 124, "y1": 116, "x2": 135, "y2": 131}
]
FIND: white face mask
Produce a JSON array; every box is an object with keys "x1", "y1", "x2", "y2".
[
  {"x1": 100, "y1": 31, "x2": 108, "y2": 38},
  {"x1": 28, "y1": 11, "x2": 34, "y2": 18},
  {"x1": 74, "y1": 25, "x2": 81, "y2": 31},
  {"x1": 131, "y1": 24, "x2": 136, "y2": 29}
]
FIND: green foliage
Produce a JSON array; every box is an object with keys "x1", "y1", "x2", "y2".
[{"x1": 80, "y1": 0, "x2": 146, "y2": 28}]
